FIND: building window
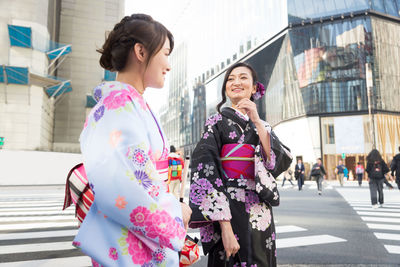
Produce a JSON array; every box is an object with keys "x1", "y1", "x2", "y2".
[{"x1": 327, "y1": 124, "x2": 335, "y2": 144}]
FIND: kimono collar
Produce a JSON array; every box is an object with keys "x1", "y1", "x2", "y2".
[
  {"x1": 92, "y1": 81, "x2": 143, "y2": 102},
  {"x1": 221, "y1": 107, "x2": 249, "y2": 131}
]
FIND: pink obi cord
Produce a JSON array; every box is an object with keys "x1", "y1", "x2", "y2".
[{"x1": 220, "y1": 144, "x2": 255, "y2": 179}]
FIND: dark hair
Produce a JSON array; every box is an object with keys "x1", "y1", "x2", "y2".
[
  {"x1": 216, "y1": 62, "x2": 258, "y2": 113},
  {"x1": 97, "y1": 14, "x2": 174, "y2": 71},
  {"x1": 366, "y1": 149, "x2": 383, "y2": 163},
  {"x1": 170, "y1": 145, "x2": 176, "y2": 152},
  {"x1": 357, "y1": 162, "x2": 360, "y2": 165}
]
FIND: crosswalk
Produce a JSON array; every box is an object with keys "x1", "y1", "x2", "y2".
[
  {"x1": 337, "y1": 187, "x2": 400, "y2": 255},
  {"x1": 279, "y1": 180, "x2": 334, "y2": 190},
  {"x1": 0, "y1": 187, "x2": 90, "y2": 266}
]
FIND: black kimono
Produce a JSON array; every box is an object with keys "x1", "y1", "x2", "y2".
[{"x1": 189, "y1": 107, "x2": 279, "y2": 267}]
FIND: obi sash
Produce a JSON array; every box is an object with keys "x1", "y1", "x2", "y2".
[
  {"x1": 155, "y1": 159, "x2": 169, "y2": 181},
  {"x1": 220, "y1": 144, "x2": 255, "y2": 179}
]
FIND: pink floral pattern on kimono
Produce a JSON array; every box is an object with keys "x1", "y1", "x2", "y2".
[{"x1": 73, "y1": 81, "x2": 184, "y2": 266}]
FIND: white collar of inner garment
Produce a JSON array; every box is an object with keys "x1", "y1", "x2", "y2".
[{"x1": 229, "y1": 106, "x2": 249, "y2": 121}]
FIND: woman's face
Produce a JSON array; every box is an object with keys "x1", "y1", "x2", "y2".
[
  {"x1": 144, "y1": 38, "x2": 171, "y2": 89},
  {"x1": 225, "y1": 66, "x2": 256, "y2": 104}
]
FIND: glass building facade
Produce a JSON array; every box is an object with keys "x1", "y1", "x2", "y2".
[
  {"x1": 204, "y1": 0, "x2": 400, "y2": 125},
  {"x1": 199, "y1": 0, "x2": 400, "y2": 177}
]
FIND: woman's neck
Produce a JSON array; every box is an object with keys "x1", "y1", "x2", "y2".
[{"x1": 116, "y1": 70, "x2": 145, "y2": 95}]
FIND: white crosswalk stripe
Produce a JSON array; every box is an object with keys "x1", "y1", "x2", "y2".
[
  {"x1": 275, "y1": 224, "x2": 346, "y2": 249},
  {"x1": 0, "y1": 188, "x2": 89, "y2": 266},
  {"x1": 336, "y1": 187, "x2": 400, "y2": 255}
]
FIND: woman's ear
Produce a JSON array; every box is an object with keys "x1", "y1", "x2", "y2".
[
  {"x1": 133, "y1": 43, "x2": 147, "y2": 63},
  {"x1": 252, "y1": 84, "x2": 257, "y2": 94}
]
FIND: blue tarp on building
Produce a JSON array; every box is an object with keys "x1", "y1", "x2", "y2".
[
  {"x1": 47, "y1": 44, "x2": 72, "y2": 60},
  {"x1": 46, "y1": 81, "x2": 72, "y2": 97},
  {"x1": 0, "y1": 66, "x2": 4, "y2": 83},
  {"x1": 104, "y1": 70, "x2": 117, "y2": 81},
  {"x1": 8, "y1": 25, "x2": 32, "y2": 48},
  {"x1": 4, "y1": 66, "x2": 29, "y2": 84},
  {"x1": 86, "y1": 95, "x2": 97, "y2": 108}
]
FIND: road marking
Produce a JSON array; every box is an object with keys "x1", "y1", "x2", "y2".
[
  {"x1": 353, "y1": 207, "x2": 400, "y2": 212},
  {"x1": 0, "y1": 241, "x2": 76, "y2": 254},
  {"x1": 0, "y1": 229, "x2": 78, "y2": 241},
  {"x1": 0, "y1": 210, "x2": 75, "y2": 216},
  {"x1": 0, "y1": 206, "x2": 73, "y2": 212},
  {"x1": 384, "y1": 245, "x2": 400, "y2": 254},
  {"x1": 0, "y1": 256, "x2": 91, "y2": 267},
  {"x1": 0, "y1": 203, "x2": 63, "y2": 208},
  {"x1": 0, "y1": 215, "x2": 76, "y2": 223},
  {"x1": 350, "y1": 204, "x2": 400, "y2": 209},
  {"x1": 374, "y1": 232, "x2": 400, "y2": 241},
  {"x1": 276, "y1": 235, "x2": 346, "y2": 248},
  {"x1": 366, "y1": 223, "x2": 400, "y2": 231},
  {"x1": 0, "y1": 221, "x2": 78, "y2": 231},
  {"x1": 276, "y1": 225, "x2": 307, "y2": 234},
  {"x1": 357, "y1": 211, "x2": 400, "y2": 217},
  {"x1": 361, "y1": 216, "x2": 400, "y2": 223}
]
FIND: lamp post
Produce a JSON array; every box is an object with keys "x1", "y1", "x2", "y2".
[{"x1": 366, "y1": 62, "x2": 376, "y2": 149}]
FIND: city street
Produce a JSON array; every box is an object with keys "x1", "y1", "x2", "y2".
[{"x1": 0, "y1": 181, "x2": 399, "y2": 266}]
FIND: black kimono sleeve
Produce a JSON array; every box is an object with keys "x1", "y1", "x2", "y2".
[{"x1": 188, "y1": 114, "x2": 232, "y2": 228}]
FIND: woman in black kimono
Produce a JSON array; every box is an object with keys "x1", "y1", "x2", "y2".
[{"x1": 189, "y1": 62, "x2": 279, "y2": 267}]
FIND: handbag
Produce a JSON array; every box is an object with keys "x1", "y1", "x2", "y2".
[
  {"x1": 179, "y1": 235, "x2": 201, "y2": 267},
  {"x1": 269, "y1": 130, "x2": 293, "y2": 178}
]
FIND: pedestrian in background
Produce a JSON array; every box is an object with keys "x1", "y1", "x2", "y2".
[
  {"x1": 390, "y1": 146, "x2": 400, "y2": 190},
  {"x1": 311, "y1": 158, "x2": 326, "y2": 195},
  {"x1": 73, "y1": 14, "x2": 191, "y2": 266},
  {"x1": 281, "y1": 168, "x2": 295, "y2": 187},
  {"x1": 365, "y1": 149, "x2": 390, "y2": 208},
  {"x1": 189, "y1": 62, "x2": 279, "y2": 266},
  {"x1": 167, "y1": 145, "x2": 185, "y2": 199},
  {"x1": 335, "y1": 160, "x2": 346, "y2": 186},
  {"x1": 295, "y1": 159, "x2": 305, "y2": 191},
  {"x1": 356, "y1": 162, "x2": 364, "y2": 186}
]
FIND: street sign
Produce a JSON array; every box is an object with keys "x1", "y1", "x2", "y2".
[
  {"x1": 0, "y1": 137, "x2": 4, "y2": 146},
  {"x1": 342, "y1": 153, "x2": 346, "y2": 159}
]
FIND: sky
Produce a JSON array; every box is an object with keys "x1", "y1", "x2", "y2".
[{"x1": 124, "y1": 0, "x2": 190, "y2": 116}]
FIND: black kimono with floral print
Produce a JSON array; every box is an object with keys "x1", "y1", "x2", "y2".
[{"x1": 189, "y1": 107, "x2": 279, "y2": 267}]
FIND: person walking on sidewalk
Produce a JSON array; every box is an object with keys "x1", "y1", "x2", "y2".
[
  {"x1": 282, "y1": 168, "x2": 295, "y2": 187},
  {"x1": 365, "y1": 149, "x2": 390, "y2": 209},
  {"x1": 311, "y1": 158, "x2": 326, "y2": 195},
  {"x1": 335, "y1": 160, "x2": 346, "y2": 186},
  {"x1": 295, "y1": 159, "x2": 305, "y2": 190},
  {"x1": 390, "y1": 146, "x2": 400, "y2": 190},
  {"x1": 167, "y1": 145, "x2": 185, "y2": 199},
  {"x1": 356, "y1": 162, "x2": 364, "y2": 186}
]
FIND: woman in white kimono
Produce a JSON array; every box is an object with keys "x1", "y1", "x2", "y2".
[{"x1": 73, "y1": 14, "x2": 191, "y2": 266}]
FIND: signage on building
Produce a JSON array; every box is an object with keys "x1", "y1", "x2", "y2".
[{"x1": 334, "y1": 116, "x2": 365, "y2": 154}]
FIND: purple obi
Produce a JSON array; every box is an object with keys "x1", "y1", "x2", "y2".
[{"x1": 220, "y1": 144, "x2": 255, "y2": 179}]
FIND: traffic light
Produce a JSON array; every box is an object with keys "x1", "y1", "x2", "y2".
[{"x1": 0, "y1": 137, "x2": 4, "y2": 147}]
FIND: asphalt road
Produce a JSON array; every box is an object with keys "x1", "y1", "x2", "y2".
[{"x1": 0, "y1": 181, "x2": 399, "y2": 266}]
